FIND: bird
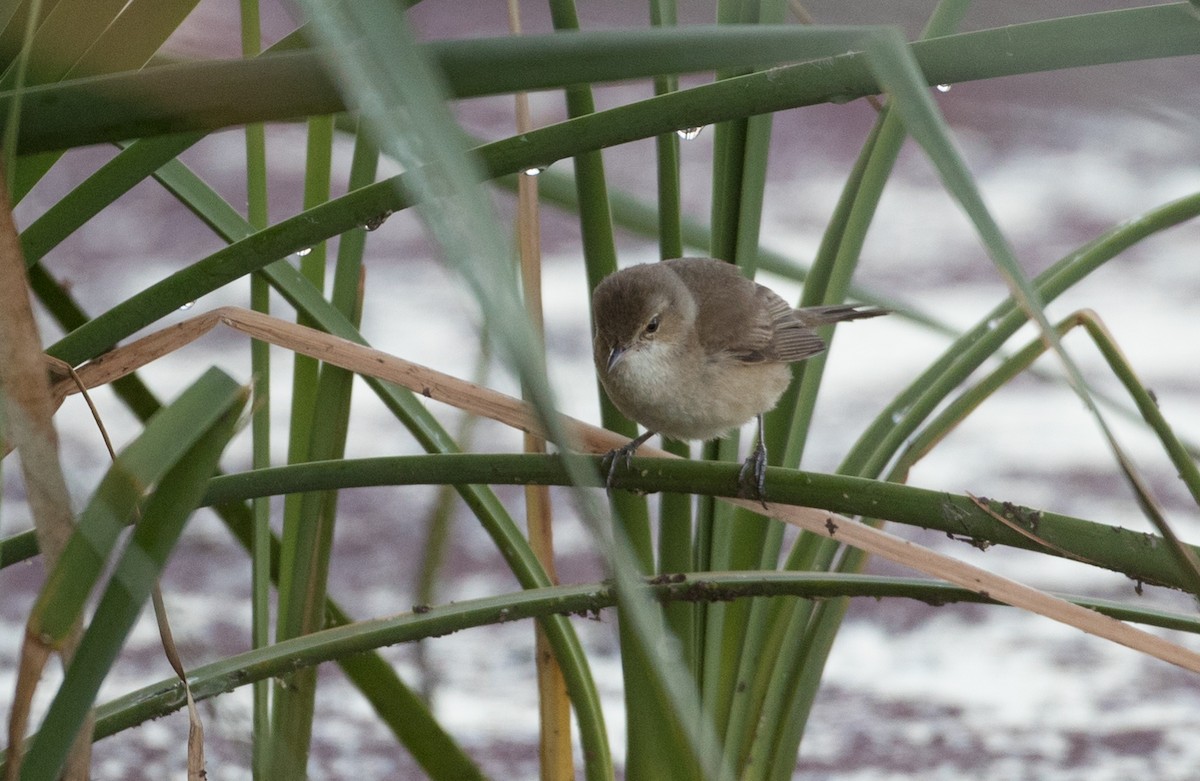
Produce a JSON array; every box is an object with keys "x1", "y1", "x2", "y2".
[{"x1": 591, "y1": 256, "x2": 887, "y2": 501}]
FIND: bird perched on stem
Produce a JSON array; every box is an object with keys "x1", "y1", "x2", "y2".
[{"x1": 592, "y1": 256, "x2": 887, "y2": 501}]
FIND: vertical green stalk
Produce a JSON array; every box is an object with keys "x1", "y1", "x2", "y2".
[
  {"x1": 769, "y1": 204, "x2": 1200, "y2": 775},
  {"x1": 745, "y1": 5, "x2": 972, "y2": 775},
  {"x1": 647, "y1": 0, "x2": 696, "y2": 674},
  {"x1": 334, "y1": 127, "x2": 378, "y2": 314},
  {"x1": 239, "y1": 1, "x2": 272, "y2": 777},
  {"x1": 748, "y1": 118, "x2": 906, "y2": 767},
  {"x1": 650, "y1": 1, "x2": 683, "y2": 262},
  {"x1": 699, "y1": 0, "x2": 788, "y2": 753},
  {"x1": 545, "y1": 1, "x2": 669, "y2": 777},
  {"x1": 270, "y1": 112, "x2": 335, "y2": 779},
  {"x1": 131, "y1": 119, "x2": 557, "y2": 777},
  {"x1": 544, "y1": 0, "x2": 653, "y2": 573},
  {"x1": 721, "y1": 117, "x2": 892, "y2": 770},
  {"x1": 269, "y1": 120, "x2": 373, "y2": 780},
  {"x1": 696, "y1": 0, "x2": 747, "y2": 722},
  {"x1": 290, "y1": 113, "x2": 335, "y2": 428}
]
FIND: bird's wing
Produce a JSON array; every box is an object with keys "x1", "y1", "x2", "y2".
[
  {"x1": 666, "y1": 259, "x2": 774, "y2": 361},
  {"x1": 663, "y1": 257, "x2": 827, "y2": 363},
  {"x1": 757, "y1": 287, "x2": 826, "y2": 362}
]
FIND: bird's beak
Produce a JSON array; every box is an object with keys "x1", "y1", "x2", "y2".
[{"x1": 606, "y1": 345, "x2": 626, "y2": 373}]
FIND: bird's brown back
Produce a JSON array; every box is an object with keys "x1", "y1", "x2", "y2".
[{"x1": 662, "y1": 257, "x2": 827, "y2": 364}]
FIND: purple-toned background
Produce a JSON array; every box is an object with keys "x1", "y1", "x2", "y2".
[{"x1": 2, "y1": 2, "x2": 1199, "y2": 778}]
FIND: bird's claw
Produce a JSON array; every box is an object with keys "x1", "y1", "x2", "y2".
[
  {"x1": 737, "y1": 440, "x2": 769, "y2": 508},
  {"x1": 602, "y1": 431, "x2": 656, "y2": 493},
  {"x1": 601, "y1": 442, "x2": 639, "y2": 491}
]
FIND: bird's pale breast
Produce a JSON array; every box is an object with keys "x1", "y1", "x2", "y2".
[{"x1": 602, "y1": 340, "x2": 791, "y2": 441}]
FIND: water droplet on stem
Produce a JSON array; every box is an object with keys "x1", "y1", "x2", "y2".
[{"x1": 363, "y1": 210, "x2": 392, "y2": 231}]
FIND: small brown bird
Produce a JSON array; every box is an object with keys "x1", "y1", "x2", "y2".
[{"x1": 592, "y1": 257, "x2": 887, "y2": 499}]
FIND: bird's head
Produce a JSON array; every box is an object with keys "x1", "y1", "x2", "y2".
[{"x1": 591, "y1": 263, "x2": 697, "y2": 377}]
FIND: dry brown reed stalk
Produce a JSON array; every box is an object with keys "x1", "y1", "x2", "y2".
[
  {"x1": 45, "y1": 306, "x2": 1200, "y2": 674},
  {"x1": 0, "y1": 158, "x2": 91, "y2": 781},
  {"x1": 508, "y1": 1, "x2": 573, "y2": 774}
]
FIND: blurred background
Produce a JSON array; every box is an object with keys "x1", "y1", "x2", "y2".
[{"x1": 3, "y1": 1, "x2": 1199, "y2": 778}]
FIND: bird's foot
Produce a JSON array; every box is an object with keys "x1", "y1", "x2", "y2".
[
  {"x1": 601, "y1": 431, "x2": 655, "y2": 492},
  {"x1": 601, "y1": 444, "x2": 636, "y2": 489},
  {"x1": 737, "y1": 439, "x2": 769, "y2": 508}
]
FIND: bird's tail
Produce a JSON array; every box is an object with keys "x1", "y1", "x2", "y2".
[{"x1": 793, "y1": 304, "x2": 889, "y2": 326}]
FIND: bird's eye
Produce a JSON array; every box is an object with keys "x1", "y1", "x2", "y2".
[{"x1": 645, "y1": 316, "x2": 660, "y2": 335}]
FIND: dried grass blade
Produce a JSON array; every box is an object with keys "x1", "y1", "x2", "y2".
[
  {"x1": 48, "y1": 307, "x2": 1200, "y2": 674},
  {"x1": 0, "y1": 155, "x2": 90, "y2": 780}
]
